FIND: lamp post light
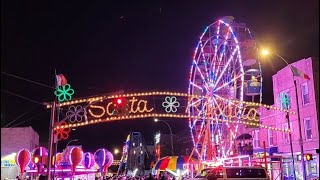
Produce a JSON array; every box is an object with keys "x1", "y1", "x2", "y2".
[
  {"x1": 66, "y1": 139, "x2": 78, "y2": 149},
  {"x1": 261, "y1": 48, "x2": 306, "y2": 180},
  {"x1": 114, "y1": 148, "x2": 120, "y2": 155},
  {"x1": 154, "y1": 118, "x2": 174, "y2": 155}
]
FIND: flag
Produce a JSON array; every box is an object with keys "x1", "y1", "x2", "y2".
[
  {"x1": 56, "y1": 74, "x2": 68, "y2": 86},
  {"x1": 290, "y1": 65, "x2": 310, "y2": 80}
]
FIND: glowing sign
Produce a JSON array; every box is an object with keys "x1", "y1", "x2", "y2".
[
  {"x1": 1, "y1": 153, "x2": 17, "y2": 167},
  {"x1": 162, "y1": 96, "x2": 180, "y2": 113},
  {"x1": 88, "y1": 97, "x2": 153, "y2": 118},
  {"x1": 54, "y1": 84, "x2": 75, "y2": 102},
  {"x1": 50, "y1": 92, "x2": 295, "y2": 132}
]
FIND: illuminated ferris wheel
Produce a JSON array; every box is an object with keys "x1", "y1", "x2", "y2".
[{"x1": 187, "y1": 16, "x2": 261, "y2": 161}]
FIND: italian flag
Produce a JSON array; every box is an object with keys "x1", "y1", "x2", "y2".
[
  {"x1": 290, "y1": 65, "x2": 310, "y2": 80},
  {"x1": 56, "y1": 74, "x2": 68, "y2": 86}
]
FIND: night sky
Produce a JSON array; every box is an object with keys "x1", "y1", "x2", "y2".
[{"x1": 1, "y1": 0, "x2": 319, "y2": 152}]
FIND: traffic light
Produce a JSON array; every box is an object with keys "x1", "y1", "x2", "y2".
[{"x1": 306, "y1": 154, "x2": 313, "y2": 161}]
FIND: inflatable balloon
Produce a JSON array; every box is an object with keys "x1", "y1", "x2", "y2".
[
  {"x1": 94, "y1": 148, "x2": 109, "y2": 173},
  {"x1": 105, "y1": 151, "x2": 114, "y2": 168},
  {"x1": 15, "y1": 149, "x2": 31, "y2": 174},
  {"x1": 31, "y1": 147, "x2": 48, "y2": 172},
  {"x1": 83, "y1": 152, "x2": 95, "y2": 169},
  {"x1": 31, "y1": 147, "x2": 48, "y2": 164},
  {"x1": 69, "y1": 147, "x2": 83, "y2": 174}
]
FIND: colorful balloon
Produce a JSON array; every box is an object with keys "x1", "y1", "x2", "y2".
[
  {"x1": 105, "y1": 151, "x2": 114, "y2": 168},
  {"x1": 15, "y1": 149, "x2": 31, "y2": 174},
  {"x1": 69, "y1": 147, "x2": 83, "y2": 173},
  {"x1": 94, "y1": 148, "x2": 109, "y2": 172},
  {"x1": 83, "y1": 152, "x2": 95, "y2": 169},
  {"x1": 31, "y1": 147, "x2": 48, "y2": 165}
]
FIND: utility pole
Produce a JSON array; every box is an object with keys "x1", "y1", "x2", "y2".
[
  {"x1": 286, "y1": 112, "x2": 296, "y2": 180},
  {"x1": 293, "y1": 80, "x2": 307, "y2": 180}
]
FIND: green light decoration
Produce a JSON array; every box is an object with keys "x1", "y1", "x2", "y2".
[
  {"x1": 278, "y1": 92, "x2": 291, "y2": 110},
  {"x1": 54, "y1": 84, "x2": 75, "y2": 102},
  {"x1": 162, "y1": 96, "x2": 180, "y2": 113}
]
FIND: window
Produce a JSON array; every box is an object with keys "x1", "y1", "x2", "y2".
[
  {"x1": 278, "y1": 90, "x2": 291, "y2": 110},
  {"x1": 304, "y1": 117, "x2": 312, "y2": 140},
  {"x1": 301, "y1": 82, "x2": 309, "y2": 105},
  {"x1": 268, "y1": 129, "x2": 274, "y2": 146},
  {"x1": 253, "y1": 130, "x2": 260, "y2": 148},
  {"x1": 282, "y1": 123, "x2": 289, "y2": 144}
]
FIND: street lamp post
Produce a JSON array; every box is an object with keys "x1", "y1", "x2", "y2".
[
  {"x1": 261, "y1": 49, "x2": 307, "y2": 180},
  {"x1": 154, "y1": 118, "x2": 174, "y2": 155},
  {"x1": 66, "y1": 139, "x2": 78, "y2": 149}
]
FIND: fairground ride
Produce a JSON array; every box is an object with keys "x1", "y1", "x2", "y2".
[{"x1": 187, "y1": 16, "x2": 263, "y2": 162}]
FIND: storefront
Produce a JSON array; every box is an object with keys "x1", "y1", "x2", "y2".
[
  {"x1": 278, "y1": 152, "x2": 318, "y2": 180},
  {"x1": 1, "y1": 153, "x2": 19, "y2": 179}
]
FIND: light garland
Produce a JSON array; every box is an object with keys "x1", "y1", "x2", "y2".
[
  {"x1": 45, "y1": 91, "x2": 295, "y2": 114},
  {"x1": 54, "y1": 113, "x2": 291, "y2": 132}
]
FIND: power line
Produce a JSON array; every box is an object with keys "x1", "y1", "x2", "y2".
[
  {"x1": 3, "y1": 111, "x2": 30, "y2": 128},
  {"x1": 1, "y1": 89, "x2": 46, "y2": 106},
  {"x1": 1, "y1": 71, "x2": 55, "y2": 89},
  {"x1": 10, "y1": 111, "x2": 47, "y2": 128}
]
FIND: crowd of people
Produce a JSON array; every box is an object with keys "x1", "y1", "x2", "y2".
[
  {"x1": 237, "y1": 142, "x2": 253, "y2": 155},
  {"x1": 102, "y1": 171, "x2": 188, "y2": 180}
]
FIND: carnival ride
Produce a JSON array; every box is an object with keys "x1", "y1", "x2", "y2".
[
  {"x1": 14, "y1": 16, "x2": 296, "y2": 178},
  {"x1": 187, "y1": 16, "x2": 262, "y2": 162}
]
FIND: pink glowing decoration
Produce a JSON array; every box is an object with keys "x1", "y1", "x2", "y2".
[
  {"x1": 94, "y1": 148, "x2": 111, "y2": 173},
  {"x1": 31, "y1": 147, "x2": 48, "y2": 172},
  {"x1": 69, "y1": 147, "x2": 83, "y2": 174},
  {"x1": 83, "y1": 152, "x2": 95, "y2": 169},
  {"x1": 15, "y1": 149, "x2": 31, "y2": 174},
  {"x1": 105, "y1": 151, "x2": 114, "y2": 168}
]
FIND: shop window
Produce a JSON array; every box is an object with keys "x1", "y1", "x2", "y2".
[
  {"x1": 304, "y1": 117, "x2": 312, "y2": 140},
  {"x1": 301, "y1": 82, "x2": 309, "y2": 105}
]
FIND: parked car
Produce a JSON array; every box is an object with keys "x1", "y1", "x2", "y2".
[{"x1": 192, "y1": 166, "x2": 270, "y2": 180}]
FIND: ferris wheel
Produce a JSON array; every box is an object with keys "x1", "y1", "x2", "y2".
[{"x1": 187, "y1": 16, "x2": 262, "y2": 161}]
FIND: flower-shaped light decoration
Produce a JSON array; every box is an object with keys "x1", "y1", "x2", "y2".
[
  {"x1": 54, "y1": 84, "x2": 75, "y2": 102},
  {"x1": 162, "y1": 96, "x2": 180, "y2": 113},
  {"x1": 66, "y1": 105, "x2": 87, "y2": 123},
  {"x1": 54, "y1": 122, "x2": 71, "y2": 141}
]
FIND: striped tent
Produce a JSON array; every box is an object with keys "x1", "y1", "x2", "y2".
[{"x1": 153, "y1": 156, "x2": 197, "y2": 171}]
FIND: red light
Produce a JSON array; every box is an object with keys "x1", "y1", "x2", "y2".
[{"x1": 117, "y1": 99, "x2": 122, "y2": 104}]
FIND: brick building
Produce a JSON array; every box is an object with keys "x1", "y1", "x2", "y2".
[
  {"x1": 250, "y1": 57, "x2": 319, "y2": 179},
  {"x1": 1, "y1": 126, "x2": 39, "y2": 179}
]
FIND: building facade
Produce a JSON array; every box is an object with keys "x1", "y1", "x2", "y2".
[
  {"x1": 1, "y1": 126, "x2": 40, "y2": 179},
  {"x1": 250, "y1": 57, "x2": 319, "y2": 179}
]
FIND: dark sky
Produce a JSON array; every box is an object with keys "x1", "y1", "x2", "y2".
[{"x1": 1, "y1": 0, "x2": 319, "y2": 152}]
